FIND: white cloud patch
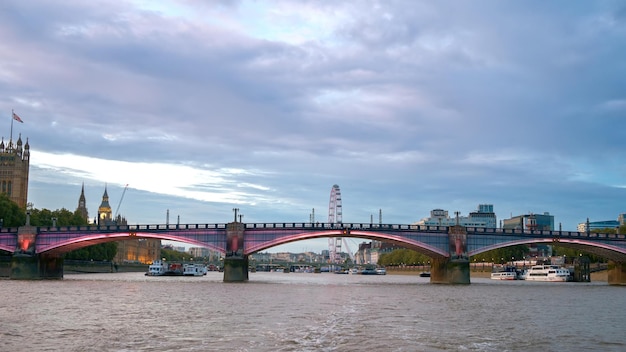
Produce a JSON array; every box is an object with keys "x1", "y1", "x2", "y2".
[
  {"x1": 31, "y1": 150, "x2": 269, "y2": 205},
  {"x1": 2, "y1": 0, "x2": 626, "y2": 252}
]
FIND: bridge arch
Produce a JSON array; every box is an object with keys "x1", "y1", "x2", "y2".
[
  {"x1": 38, "y1": 232, "x2": 226, "y2": 255},
  {"x1": 244, "y1": 229, "x2": 449, "y2": 258},
  {"x1": 470, "y1": 238, "x2": 626, "y2": 262}
]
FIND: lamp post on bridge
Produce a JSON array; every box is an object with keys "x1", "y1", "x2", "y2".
[{"x1": 233, "y1": 208, "x2": 238, "y2": 222}]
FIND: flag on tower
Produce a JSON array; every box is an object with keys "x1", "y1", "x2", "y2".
[{"x1": 12, "y1": 112, "x2": 23, "y2": 123}]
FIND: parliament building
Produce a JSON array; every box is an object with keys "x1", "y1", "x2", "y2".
[{"x1": 0, "y1": 134, "x2": 30, "y2": 209}]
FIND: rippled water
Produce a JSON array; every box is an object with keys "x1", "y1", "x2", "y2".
[{"x1": 1, "y1": 272, "x2": 624, "y2": 352}]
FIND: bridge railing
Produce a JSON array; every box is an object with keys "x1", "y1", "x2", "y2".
[
  {"x1": 8, "y1": 222, "x2": 626, "y2": 240},
  {"x1": 36, "y1": 223, "x2": 230, "y2": 233},
  {"x1": 466, "y1": 227, "x2": 626, "y2": 240},
  {"x1": 243, "y1": 223, "x2": 452, "y2": 232}
]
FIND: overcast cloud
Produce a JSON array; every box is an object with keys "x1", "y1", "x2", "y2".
[{"x1": 1, "y1": 1, "x2": 625, "y2": 252}]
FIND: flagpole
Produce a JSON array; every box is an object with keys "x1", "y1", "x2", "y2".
[{"x1": 10, "y1": 109, "x2": 14, "y2": 143}]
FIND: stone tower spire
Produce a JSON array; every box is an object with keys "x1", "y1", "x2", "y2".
[
  {"x1": 76, "y1": 183, "x2": 89, "y2": 222},
  {"x1": 97, "y1": 184, "x2": 112, "y2": 225}
]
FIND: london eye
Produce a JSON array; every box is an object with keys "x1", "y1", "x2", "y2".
[{"x1": 328, "y1": 184, "x2": 343, "y2": 264}]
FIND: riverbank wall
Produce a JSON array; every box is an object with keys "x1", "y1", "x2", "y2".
[
  {"x1": 0, "y1": 257, "x2": 148, "y2": 277},
  {"x1": 387, "y1": 267, "x2": 609, "y2": 282}
]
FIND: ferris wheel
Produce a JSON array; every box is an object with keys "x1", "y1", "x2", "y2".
[{"x1": 328, "y1": 184, "x2": 343, "y2": 264}]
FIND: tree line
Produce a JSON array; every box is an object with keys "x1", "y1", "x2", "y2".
[{"x1": 0, "y1": 193, "x2": 117, "y2": 260}]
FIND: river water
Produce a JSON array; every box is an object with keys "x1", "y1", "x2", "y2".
[{"x1": 1, "y1": 272, "x2": 624, "y2": 352}]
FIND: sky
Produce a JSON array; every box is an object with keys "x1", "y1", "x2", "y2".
[{"x1": 1, "y1": 1, "x2": 625, "y2": 253}]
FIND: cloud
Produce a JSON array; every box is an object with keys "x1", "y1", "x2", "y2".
[{"x1": 2, "y1": 0, "x2": 626, "y2": 252}]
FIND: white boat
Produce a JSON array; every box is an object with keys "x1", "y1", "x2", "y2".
[
  {"x1": 146, "y1": 260, "x2": 167, "y2": 276},
  {"x1": 520, "y1": 265, "x2": 571, "y2": 282},
  {"x1": 183, "y1": 264, "x2": 206, "y2": 276},
  {"x1": 490, "y1": 266, "x2": 519, "y2": 280}
]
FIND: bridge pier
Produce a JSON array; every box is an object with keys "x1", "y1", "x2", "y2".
[
  {"x1": 430, "y1": 225, "x2": 471, "y2": 284},
  {"x1": 607, "y1": 261, "x2": 626, "y2": 286},
  {"x1": 429, "y1": 257, "x2": 470, "y2": 284},
  {"x1": 223, "y1": 256, "x2": 249, "y2": 282},
  {"x1": 571, "y1": 256, "x2": 591, "y2": 282},
  {"x1": 223, "y1": 222, "x2": 248, "y2": 282},
  {"x1": 10, "y1": 253, "x2": 64, "y2": 280},
  {"x1": 9, "y1": 222, "x2": 64, "y2": 280}
]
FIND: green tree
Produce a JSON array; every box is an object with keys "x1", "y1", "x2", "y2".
[
  {"x1": 2, "y1": 201, "x2": 118, "y2": 261},
  {"x1": 160, "y1": 248, "x2": 187, "y2": 262},
  {"x1": 551, "y1": 245, "x2": 604, "y2": 263},
  {"x1": 0, "y1": 193, "x2": 26, "y2": 227},
  {"x1": 27, "y1": 207, "x2": 87, "y2": 227},
  {"x1": 378, "y1": 248, "x2": 431, "y2": 266},
  {"x1": 471, "y1": 245, "x2": 530, "y2": 264}
]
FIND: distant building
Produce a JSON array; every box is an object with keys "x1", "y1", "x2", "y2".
[
  {"x1": 414, "y1": 204, "x2": 497, "y2": 228},
  {"x1": 0, "y1": 134, "x2": 30, "y2": 208},
  {"x1": 97, "y1": 186, "x2": 114, "y2": 225},
  {"x1": 355, "y1": 240, "x2": 398, "y2": 265},
  {"x1": 189, "y1": 247, "x2": 221, "y2": 262},
  {"x1": 577, "y1": 216, "x2": 624, "y2": 232},
  {"x1": 502, "y1": 212, "x2": 554, "y2": 231},
  {"x1": 77, "y1": 185, "x2": 160, "y2": 264},
  {"x1": 502, "y1": 212, "x2": 554, "y2": 258},
  {"x1": 76, "y1": 183, "x2": 89, "y2": 221}
]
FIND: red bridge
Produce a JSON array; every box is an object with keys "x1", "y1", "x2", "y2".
[{"x1": 2, "y1": 220, "x2": 626, "y2": 284}]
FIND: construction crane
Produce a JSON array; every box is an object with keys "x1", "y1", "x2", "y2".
[
  {"x1": 114, "y1": 184, "x2": 129, "y2": 222},
  {"x1": 342, "y1": 238, "x2": 356, "y2": 263}
]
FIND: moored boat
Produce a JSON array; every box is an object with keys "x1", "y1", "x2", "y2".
[
  {"x1": 183, "y1": 264, "x2": 206, "y2": 276},
  {"x1": 490, "y1": 266, "x2": 520, "y2": 280},
  {"x1": 146, "y1": 260, "x2": 168, "y2": 276},
  {"x1": 419, "y1": 272, "x2": 431, "y2": 277},
  {"x1": 146, "y1": 261, "x2": 185, "y2": 276},
  {"x1": 163, "y1": 262, "x2": 184, "y2": 276},
  {"x1": 520, "y1": 265, "x2": 571, "y2": 282},
  {"x1": 360, "y1": 268, "x2": 378, "y2": 275}
]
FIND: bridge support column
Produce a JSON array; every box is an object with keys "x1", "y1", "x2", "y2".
[
  {"x1": 607, "y1": 261, "x2": 626, "y2": 286},
  {"x1": 10, "y1": 222, "x2": 63, "y2": 280},
  {"x1": 223, "y1": 222, "x2": 248, "y2": 282},
  {"x1": 223, "y1": 256, "x2": 249, "y2": 282},
  {"x1": 572, "y1": 256, "x2": 590, "y2": 282},
  {"x1": 429, "y1": 258, "x2": 470, "y2": 284},
  {"x1": 10, "y1": 253, "x2": 64, "y2": 280},
  {"x1": 430, "y1": 225, "x2": 471, "y2": 284}
]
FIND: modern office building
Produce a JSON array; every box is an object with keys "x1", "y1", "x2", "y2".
[
  {"x1": 502, "y1": 212, "x2": 554, "y2": 258},
  {"x1": 501, "y1": 212, "x2": 554, "y2": 231},
  {"x1": 577, "y1": 215, "x2": 626, "y2": 232},
  {"x1": 413, "y1": 204, "x2": 497, "y2": 228}
]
